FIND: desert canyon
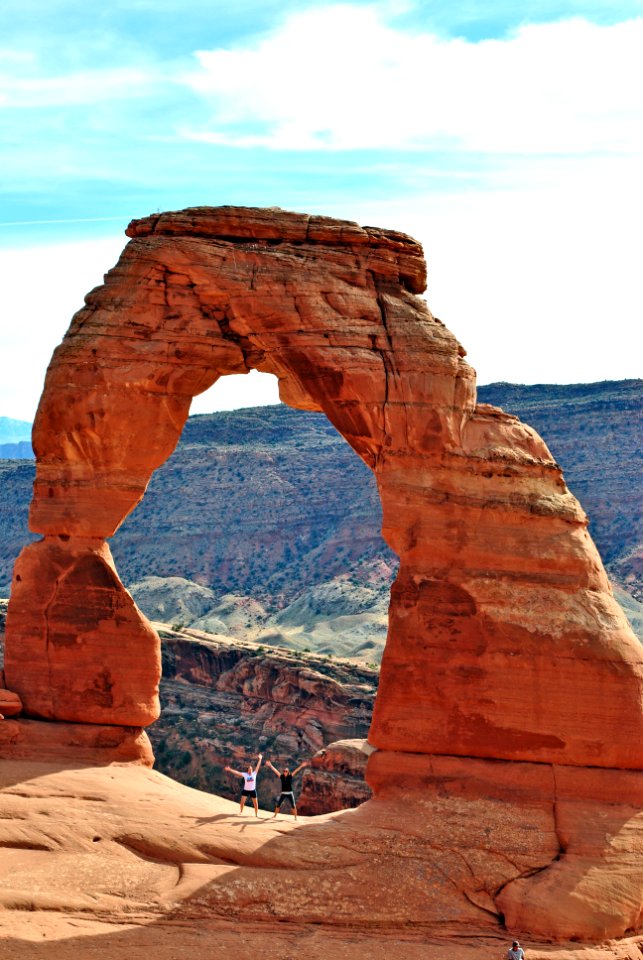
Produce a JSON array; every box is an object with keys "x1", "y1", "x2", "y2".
[{"x1": 1, "y1": 206, "x2": 643, "y2": 959}]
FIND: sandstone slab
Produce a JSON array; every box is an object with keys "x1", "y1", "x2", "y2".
[
  {"x1": 0, "y1": 755, "x2": 642, "y2": 954},
  {"x1": 6, "y1": 539, "x2": 160, "y2": 725}
]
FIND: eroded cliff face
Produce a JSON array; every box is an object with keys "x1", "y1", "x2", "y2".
[
  {"x1": 150, "y1": 627, "x2": 376, "y2": 809},
  {"x1": 3, "y1": 206, "x2": 643, "y2": 943}
]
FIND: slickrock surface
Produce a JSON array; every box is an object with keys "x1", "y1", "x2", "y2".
[
  {"x1": 2, "y1": 758, "x2": 643, "y2": 958},
  {"x1": 4, "y1": 206, "x2": 643, "y2": 945}
]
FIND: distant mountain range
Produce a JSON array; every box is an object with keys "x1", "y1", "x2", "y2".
[
  {"x1": 0, "y1": 417, "x2": 32, "y2": 455},
  {"x1": 0, "y1": 441, "x2": 33, "y2": 458},
  {"x1": 477, "y1": 380, "x2": 641, "y2": 595},
  {"x1": 0, "y1": 380, "x2": 641, "y2": 658}
]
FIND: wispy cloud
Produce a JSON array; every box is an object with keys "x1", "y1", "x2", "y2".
[
  {"x1": 0, "y1": 216, "x2": 130, "y2": 228},
  {"x1": 0, "y1": 65, "x2": 156, "y2": 108},
  {"x1": 181, "y1": 6, "x2": 643, "y2": 153}
]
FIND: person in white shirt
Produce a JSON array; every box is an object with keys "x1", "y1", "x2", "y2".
[
  {"x1": 507, "y1": 940, "x2": 525, "y2": 959},
  {"x1": 225, "y1": 753, "x2": 263, "y2": 816}
]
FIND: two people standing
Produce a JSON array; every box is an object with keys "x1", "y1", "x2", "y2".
[{"x1": 225, "y1": 753, "x2": 309, "y2": 818}]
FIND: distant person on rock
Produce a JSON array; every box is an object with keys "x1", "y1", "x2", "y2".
[
  {"x1": 224, "y1": 753, "x2": 263, "y2": 816},
  {"x1": 506, "y1": 940, "x2": 525, "y2": 960},
  {"x1": 265, "y1": 758, "x2": 309, "y2": 820}
]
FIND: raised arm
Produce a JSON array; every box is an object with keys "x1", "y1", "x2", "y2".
[
  {"x1": 292, "y1": 760, "x2": 310, "y2": 776},
  {"x1": 266, "y1": 760, "x2": 281, "y2": 777},
  {"x1": 253, "y1": 753, "x2": 263, "y2": 774},
  {"x1": 224, "y1": 766, "x2": 245, "y2": 779}
]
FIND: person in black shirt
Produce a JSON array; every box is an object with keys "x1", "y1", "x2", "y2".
[{"x1": 265, "y1": 757, "x2": 309, "y2": 820}]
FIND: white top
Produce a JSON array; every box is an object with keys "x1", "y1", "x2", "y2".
[{"x1": 243, "y1": 772, "x2": 257, "y2": 790}]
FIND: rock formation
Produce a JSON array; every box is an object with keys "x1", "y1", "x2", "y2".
[
  {"x1": 2, "y1": 758, "x2": 643, "y2": 954},
  {"x1": 3, "y1": 206, "x2": 643, "y2": 944},
  {"x1": 298, "y1": 739, "x2": 374, "y2": 815},
  {"x1": 0, "y1": 688, "x2": 22, "y2": 718}
]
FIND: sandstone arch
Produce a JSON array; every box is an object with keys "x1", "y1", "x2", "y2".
[
  {"x1": 5, "y1": 206, "x2": 642, "y2": 766},
  {"x1": 4, "y1": 206, "x2": 643, "y2": 942}
]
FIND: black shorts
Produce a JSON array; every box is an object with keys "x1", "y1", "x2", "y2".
[
  {"x1": 275, "y1": 791, "x2": 296, "y2": 809},
  {"x1": 241, "y1": 789, "x2": 257, "y2": 799}
]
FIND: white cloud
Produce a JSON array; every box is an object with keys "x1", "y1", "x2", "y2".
[
  {"x1": 181, "y1": 7, "x2": 643, "y2": 154},
  {"x1": 2, "y1": 1, "x2": 641, "y2": 420}
]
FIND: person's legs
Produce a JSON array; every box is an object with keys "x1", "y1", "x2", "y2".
[
  {"x1": 277, "y1": 793, "x2": 296, "y2": 819},
  {"x1": 252, "y1": 796, "x2": 259, "y2": 817},
  {"x1": 240, "y1": 795, "x2": 246, "y2": 814}
]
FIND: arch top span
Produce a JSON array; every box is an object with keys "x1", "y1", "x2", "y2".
[
  {"x1": 4, "y1": 205, "x2": 642, "y2": 780},
  {"x1": 29, "y1": 204, "x2": 472, "y2": 540},
  {"x1": 125, "y1": 205, "x2": 428, "y2": 296}
]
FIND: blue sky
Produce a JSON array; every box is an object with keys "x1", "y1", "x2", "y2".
[{"x1": 1, "y1": 0, "x2": 642, "y2": 420}]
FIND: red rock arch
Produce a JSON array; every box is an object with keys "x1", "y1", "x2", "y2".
[{"x1": 5, "y1": 206, "x2": 642, "y2": 776}]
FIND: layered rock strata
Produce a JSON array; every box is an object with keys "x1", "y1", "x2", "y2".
[{"x1": 4, "y1": 206, "x2": 643, "y2": 942}]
